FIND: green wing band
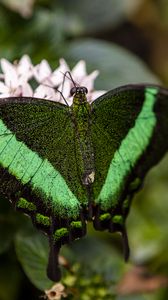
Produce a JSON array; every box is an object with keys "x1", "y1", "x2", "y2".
[{"x1": 97, "y1": 87, "x2": 157, "y2": 210}]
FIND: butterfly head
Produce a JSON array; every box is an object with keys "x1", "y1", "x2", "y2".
[
  {"x1": 70, "y1": 86, "x2": 88, "y2": 106},
  {"x1": 70, "y1": 86, "x2": 88, "y2": 97}
]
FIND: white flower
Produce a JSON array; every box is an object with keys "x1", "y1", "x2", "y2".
[
  {"x1": 0, "y1": 56, "x2": 106, "y2": 104},
  {"x1": 45, "y1": 283, "x2": 67, "y2": 300},
  {"x1": 0, "y1": 55, "x2": 33, "y2": 97}
]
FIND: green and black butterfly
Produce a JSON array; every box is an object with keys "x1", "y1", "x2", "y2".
[{"x1": 0, "y1": 83, "x2": 168, "y2": 281}]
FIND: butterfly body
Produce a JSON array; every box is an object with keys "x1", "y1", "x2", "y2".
[
  {"x1": 71, "y1": 87, "x2": 95, "y2": 188},
  {"x1": 0, "y1": 84, "x2": 168, "y2": 281}
]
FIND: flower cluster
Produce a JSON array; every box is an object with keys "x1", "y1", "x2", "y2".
[{"x1": 0, "y1": 55, "x2": 105, "y2": 105}]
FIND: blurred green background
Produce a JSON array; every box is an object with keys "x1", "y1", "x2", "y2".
[{"x1": 1, "y1": 0, "x2": 168, "y2": 299}]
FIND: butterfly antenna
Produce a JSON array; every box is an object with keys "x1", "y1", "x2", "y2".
[
  {"x1": 56, "y1": 88, "x2": 69, "y2": 106},
  {"x1": 59, "y1": 71, "x2": 67, "y2": 102},
  {"x1": 60, "y1": 71, "x2": 80, "y2": 87},
  {"x1": 55, "y1": 70, "x2": 77, "y2": 105},
  {"x1": 41, "y1": 81, "x2": 69, "y2": 106}
]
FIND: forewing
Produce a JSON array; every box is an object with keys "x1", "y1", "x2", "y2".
[{"x1": 0, "y1": 97, "x2": 89, "y2": 225}]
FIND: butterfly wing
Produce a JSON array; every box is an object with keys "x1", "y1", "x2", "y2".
[
  {"x1": 1, "y1": 86, "x2": 168, "y2": 280},
  {"x1": 91, "y1": 85, "x2": 168, "y2": 256},
  {"x1": 0, "y1": 97, "x2": 88, "y2": 281}
]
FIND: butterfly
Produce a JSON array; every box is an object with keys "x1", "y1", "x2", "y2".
[{"x1": 0, "y1": 83, "x2": 168, "y2": 281}]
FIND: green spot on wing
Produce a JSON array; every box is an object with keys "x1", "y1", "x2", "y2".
[
  {"x1": 99, "y1": 213, "x2": 111, "y2": 221},
  {"x1": 36, "y1": 213, "x2": 51, "y2": 226},
  {"x1": 97, "y1": 87, "x2": 158, "y2": 210},
  {"x1": 54, "y1": 228, "x2": 69, "y2": 241},
  {"x1": 70, "y1": 221, "x2": 83, "y2": 229},
  {"x1": 112, "y1": 215, "x2": 123, "y2": 225},
  {"x1": 128, "y1": 177, "x2": 141, "y2": 192},
  {"x1": 122, "y1": 198, "x2": 129, "y2": 210},
  {"x1": 17, "y1": 197, "x2": 36, "y2": 211}
]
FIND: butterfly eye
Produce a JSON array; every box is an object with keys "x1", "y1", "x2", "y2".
[
  {"x1": 70, "y1": 86, "x2": 88, "y2": 96},
  {"x1": 70, "y1": 87, "x2": 77, "y2": 96},
  {"x1": 83, "y1": 87, "x2": 88, "y2": 94}
]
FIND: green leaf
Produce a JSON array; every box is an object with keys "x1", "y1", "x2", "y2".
[
  {"x1": 15, "y1": 230, "x2": 52, "y2": 290},
  {"x1": 66, "y1": 39, "x2": 159, "y2": 90},
  {"x1": 70, "y1": 233, "x2": 125, "y2": 282}
]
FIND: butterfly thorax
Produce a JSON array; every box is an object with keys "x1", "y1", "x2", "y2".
[{"x1": 70, "y1": 89, "x2": 95, "y2": 187}]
